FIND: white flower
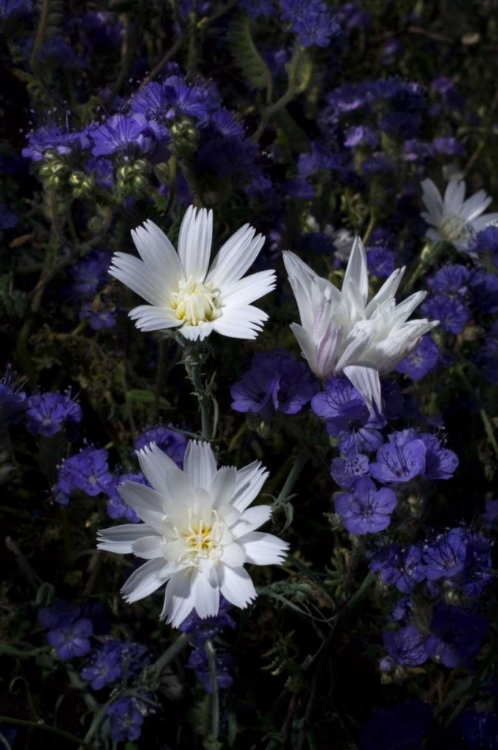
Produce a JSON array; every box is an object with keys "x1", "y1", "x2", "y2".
[
  {"x1": 421, "y1": 178, "x2": 498, "y2": 253},
  {"x1": 283, "y1": 238, "x2": 438, "y2": 412},
  {"x1": 109, "y1": 206, "x2": 276, "y2": 341},
  {"x1": 97, "y1": 441, "x2": 288, "y2": 628}
]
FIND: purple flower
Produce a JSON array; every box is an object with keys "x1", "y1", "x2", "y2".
[
  {"x1": 79, "y1": 303, "x2": 117, "y2": 330},
  {"x1": 402, "y1": 139, "x2": 434, "y2": 162},
  {"x1": 370, "y1": 544, "x2": 426, "y2": 593},
  {"x1": 432, "y1": 137, "x2": 465, "y2": 156},
  {"x1": 81, "y1": 639, "x2": 149, "y2": 689},
  {"x1": 370, "y1": 436, "x2": 426, "y2": 483},
  {"x1": 38, "y1": 600, "x2": 80, "y2": 629},
  {"x1": 422, "y1": 528, "x2": 468, "y2": 581},
  {"x1": 335, "y1": 477, "x2": 397, "y2": 535},
  {"x1": 311, "y1": 377, "x2": 384, "y2": 456},
  {"x1": 469, "y1": 269, "x2": 498, "y2": 314},
  {"x1": 105, "y1": 472, "x2": 149, "y2": 523},
  {"x1": 0, "y1": 365, "x2": 27, "y2": 423},
  {"x1": 179, "y1": 598, "x2": 236, "y2": 647},
  {"x1": 134, "y1": 425, "x2": 187, "y2": 467},
  {"x1": 425, "y1": 603, "x2": 488, "y2": 667},
  {"x1": 367, "y1": 247, "x2": 396, "y2": 278},
  {"x1": 422, "y1": 295, "x2": 470, "y2": 334},
  {"x1": 47, "y1": 617, "x2": 93, "y2": 660},
  {"x1": 344, "y1": 126, "x2": 379, "y2": 149},
  {"x1": 419, "y1": 434, "x2": 459, "y2": 480},
  {"x1": 461, "y1": 534, "x2": 494, "y2": 598},
  {"x1": 26, "y1": 392, "x2": 82, "y2": 438},
  {"x1": 106, "y1": 695, "x2": 148, "y2": 743},
  {"x1": 280, "y1": 0, "x2": 341, "y2": 48},
  {"x1": 330, "y1": 454, "x2": 370, "y2": 489},
  {"x1": 474, "y1": 225, "x2": 498, "y2": 259},
  {"x1": 431, "y1": 264, "x2": 470, "y2": 296},
  {"x1": 90, "y1": 114, "x2": 168, "y2": 157},
  {"x1": 383, "y1": 626, "x2": 427, "y2": 666},
  {"x1": 231, "y1": 351, "x2": 317, "y2": 417},
  {"x1": 72, "y1": 250, "x2": 111, "y2": 296},
  {"x1": 161, "y1": 75, "x2": 211, "y2": 123},
  {"x1": 187, "y1": 647, "x2": 234, "y2": 693},
  {"x1": 53, "y1": 447, "x2": 113, "y2": 505},
  {"x1": 22, "y1": 125, "x2": 88, "y2": 162},
  {"x1": 396, "y1": 335, "x2": 439, "y2": 381}
]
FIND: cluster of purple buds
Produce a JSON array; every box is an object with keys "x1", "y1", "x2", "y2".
[
  {"x1": 53, "y1": 446, "x2": 113, "y2": 505},
  {"x1": 25, "y1": 390, "x2": 82, "y2": 438},
  {"x1": 231, "y1": 350, "x2": 318, "y2": 419},
  {"x1": 180, "y1": 598, "x2": 236, "y2": 693},
  {"x1": 38, "y1": 600, "x2": 93, "y2": 660}
]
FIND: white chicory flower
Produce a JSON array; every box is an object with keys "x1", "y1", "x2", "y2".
[
  {"x1": 283, "y1": 238, "x2": 438, "y2": 413},
  {"x1": 421, "y1": 177, "x2": 498, "y2": 253},
  {"x1": 97, "y1": 441, "x2": 289, "y2": 628},
  {"x1": 109, "y1": 205, "x2": 276, "y2": 341}
]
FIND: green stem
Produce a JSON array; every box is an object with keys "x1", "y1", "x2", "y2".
[
  {"x1": 151, "y1": 632, "x2": 191, "y2": 674},
  {"x1": 184, "y1": 345, "x2": 211, "y2": 441},
  {"x1": 150, "y1": 339, "x2": 169, "y2": 425},
  {"x1": 362, "y1": 215, "x2": 376, "y2": 245},
  {"x1": 0, "y1": 717, "x2": 96, "y2": 750},
  {"x1": 276, "y1": 449, "x2": 309, "y2": 504},
  {"x1": 205, "y1": 640, "x2": 220, "y2": 742},
  {"x1": 404, "y1": 241, "x2": 444, "y2": 293}
]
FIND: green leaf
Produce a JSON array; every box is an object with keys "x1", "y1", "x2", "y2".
[
  {"x1": 229, "y1": 15, "x2": 273, "y2": 93},
  {"x1": 126, "y1": 389, "x2": 171, "y2": 406}
]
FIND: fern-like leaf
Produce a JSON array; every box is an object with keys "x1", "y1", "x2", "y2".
[{"x1": 228, "y1": 15, "x2": 273, "y2": 95}]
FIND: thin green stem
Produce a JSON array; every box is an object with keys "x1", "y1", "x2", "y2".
[
  {"x1": 151, "y1": 632, "x2": 191, "y2": 674},
  {"x1": 404, "y1": 241, "x2": 444, "y2": 293},
  {"x1": 205, "y1": 640, "x2": 220, "y2": 742}
]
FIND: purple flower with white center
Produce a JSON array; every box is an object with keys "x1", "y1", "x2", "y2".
[
  {"x1": 231, "y1": 350, "x2": 317, "y2": 417},
  {"x1": 79, "y1": 303, "x2": 117, "y2": 330},
  {"x1": 383, "y1": 625, "x2": 427, "y2": 666},
  {"x1": 422, "y1": 528, "x2": 468, "y2": 581},
  {"x1": 370, "y1": 544, "x2": 426, "y2": 593},
  {"x1": 330, "y1": 454, "x2": 370, "y2": 489},
  {"x1": 80, "y1": 643, "x2": 122, "y2": 689},
  {"x1": 25, "y1": 392, "x2": 82, "y2": 438},
  {"x1": 311, "y1": 378, "x2": 384, "y2": 457},
  {"x1": 469, "y1": 269, "x2": 498, "y2": 314},
  {"x1": 0, "y1": 205, "x2": 18, "y2": 230},
  {"x1": 106, "y1": 695, "x2": 148, "y2": 742},
  {"x1": 187, "y1": 647, "x2": 234, "y2": 692},
  {"x1": 72, "y1": 250, "x2": 111, "y2": 296},
  {"x1": 432, "y1": 137, "x2": 465, "y2": 156},
  {"x1": 90, "y1": 114, "x2": 168, "y2": 157},
  {"x1": 53, "y1": 447, "x2": 113, "y2": 505},
  {"x1": 105, "y1": 473, "x2": 148, "y2": 522},
  {"x1": 180, "y1": 598, "x2": 236, "y2": 647},
  {"x1": 422, "y1": 295, "x2": 470, "y2": 334},
  {"x1": 425, "y1": 603, "x2": 488, "y2": 668},
  {"x1": 396, "y1": 334, "x2": 439, "y2": 380},
  {"x1": 344, "y1": 126, "x2": 379, "y2": 149},
  {"x1": 46, "y1": 617, "x2": 93, "y2": 660},
  {"x1": 369, "y1": 435, "x2": 426, "y2": 484},
  {"x1": 335, "y1": 477, "x2": 397, "y2": 535},
  {"x1": 419, "y1": 434, "x2": 459, "y2": 480},
  {"x1": 134, "y1": 425, "x2": 187, "y2": 467},
  {"x1": 0, "y1": 365, "x2": 27, "y2": 423}
]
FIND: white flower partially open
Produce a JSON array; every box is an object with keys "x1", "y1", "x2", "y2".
[
  {"x1": 421, "y1": 178, "x2": 498, "y2": 253},
  {"x1": 97, "y1": 441, "x2": 288, "y2": 628},
  {"x1": 109, "y1": 206, "x2": 276, "y2": 341},
  {"x1": 283, "y1": 238, "x2": 438, "y2": 413}
]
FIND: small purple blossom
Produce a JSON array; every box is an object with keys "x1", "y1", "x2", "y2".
[
  {"x1": 134, "y1": 425, "x2": 187, "y2": 467},
  {"x1": 422, "y1": 295, "x2": 470, "y2": 334},
  {"x1": 90, "y1": 113, "x2": 168, "y2": 157},
  {"x1": 370, "y1": 544, "x2": 426, "y2": 593},
  {"x1": 335, "y1": 477, "x2": 397, "y2": 535},
  {"x1": 396, "y1": 335, "x2": 439, "y2": 381},
  {"x1": 370, "y1": 436, "x2": 426, "y2": 484},
  {"x1": 53, "y1": 447, "x2": 113, "y2": 505},
  {"x1": 330, "y1": 454, "x2": 370, "y2": 489},
  {"x1": 72, "y1": 250, "x2": 111, "y2": 296},
  {"x1": 383, "y1": 626, "x2": 427, "y2": 666},
  {"x1": 187, "y1": 647, "x2": 234, "y2": 693},
  {"x1": 432, "y1": 137, "x2": 465, "y2": 156},
  {"x1": 39, "y1": 604, "x2": 94, "y2": 661},
  {"x1": 419, "y1": 433, "x2": 459, "y2": 480},
  {"x1": 422, "y1": 528, "x2": 468, "y2": 581},
  {"x1": 106, "y1": 695, "x2": 148, "y2": 743},
  {"x1": 425, "y1": 603, "x2": 488, "y2": 668},
  {"x1": 179, "y1": 598, "x2": 236, "y2": 648},
  {"x1": 26, "y1": 391, "x2": 82, "y2": 438},
  {"x1": 79, "y1": 303, "x2": 117, "y2": 330}
]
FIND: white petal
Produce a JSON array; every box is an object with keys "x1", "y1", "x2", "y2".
[
  {"x1": 179, "y1": 321, "x2": 215, "y2": 341},
  {"x1": 365, "y1": 267, "x2": 405, "y2": 317},
  {"x1": 178, "y1": 205, "x2": 213, "y2": 281},
  {"x1": 343, "y1": 364, "x2": 382, "y2": 414},
  {"x1": 210, "y1": 466, "x2": 238, "y2": 509},
  {"x1": 136, "y1": 442, "x2": 182, "y2": 491},
  {"x1": 290, "y1": 322, "x2": 319, "y2": 374},
  {"x1": 231, "y1": 505, "x2": 272, "y2": 538},
  {"x1": 162, "y1": 569, "x2": 195, "y2": 626},
  {"x1": 444, "y1": 179, "x2": 466, "y2": 214},
  {"x1": 184, "y1": 440, "x2": 217, "y2": 491},
  {"x1": 222, "y1": 270, "x2": 276, "y2": 306},
  {"x1": 129, "y1": 305, "x2": 179, "y2": 332},
  {"x1": 211, "y1": 305, "x2": 268, "y2": 339},
  {"x1": 110, "y1": 253, "x2": 168, "y2": 306},
  {"x1": 207, "y1": 224, "x2": 265, "y2": 288},
  {"x1": 220, "y1": 542, "x2": 246, "y2": 567},
  {"x1": 132, "y1": 221, "x2": 184, "y2": 289},
  {"x1": 421, "y1": 178, "x2": 443, "y2": 220},
  {"x1": 121, "y1": 558, "x2": 170, "y2": 603},
  {"x1": 132, "y1": 535, "x2": 165, "y2": 559},
  {"x1": 460, "y1": 191, "x2": 492, "y2": 222},
  {"x1": 472, "y1": 213, "x2": 498, "y2": 232},
  {"x1": 238, "y1": 531, "x2": 289, "y2": 565},
  {"x1": 118, "y1": 480, "x2": 166, "y2": 514},
  {"x1": 97, "y1": 524, "x2": 150, "y2": 554},
  {"x1": 192, "y1": 569, "x2": 220, "y2": 618},
  {"x1": 232, "y1": 461, "x2": 269, "y2": 512},
  {"x1": 219, "y1": 565, "x2": 257, "y2": 609},
  {"x1": 335, "y1": 325, "x2": 371, "y2": 372},
  {"x1": 342, "y1": 237, "x2": 368, "y2": 307}
]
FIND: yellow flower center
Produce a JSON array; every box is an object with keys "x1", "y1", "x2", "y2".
[
  {"x1": 170, "y1": 275, "x2": 222, "y2": 326},
  {"x1": 173, "y1": 511, "x2": 226, "y2": 568},
  {"x1": 439, "y1": 214, "x2": 470, "y2": 243}
]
